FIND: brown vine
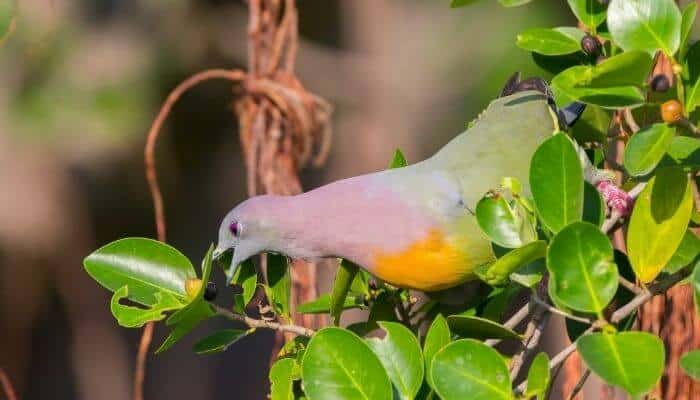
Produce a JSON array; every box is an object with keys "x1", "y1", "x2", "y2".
[{"x1": 137, "y1": 0, "x2": 332, "y2": 399}]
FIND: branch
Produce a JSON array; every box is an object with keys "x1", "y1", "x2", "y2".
[
  {"x1": 213, "y1": 304, "x2": 315, "y2": 337},
  {"x1": 566, "y1": 369, "x2": 591, "y2": 400},
  {"x1": 531, "y1": 293, "x2": 593, "y2": 325},
  {"x1": 485, "y1": 302, "x2": 532, "y2": 347},
  {"x1": 510, "y1": 306, "x2": 549, "y2": 381},
  {"x1": 0, "y1": 367, "x2": 17, "y2": 400}
]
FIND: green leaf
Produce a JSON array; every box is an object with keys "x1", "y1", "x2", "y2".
[
  {"x1": 571, "y1": 105, "x2": 610, "y2": 144},
  {"x1": 475, "y1": 194, "x2": 535, "y2": 249},
  {"x1": 447, "y1": 315, "x2": 521, "y2": 340},
  {"x1": 547, "y1": 221, "x2": 617, "y2": 314},
  {"x1": 296, "y1": 293, "x2": 364, "y2": 314},
  {"x1": 330, "y1": 260, "x2": 360, "y2": 325},
  {"x1": 663, "y1": 136, "x2": 700, "y2": 171},
  {"x1": 193, "y1": 329, "x2": 246, "y2": 355},
  {"x1": 389, "y1": 148, "x2": 407, "y2": 169},
  {"x1": 166, "y1": 244, "x2": 216, "y2": 326},
  {"x1": 84, "y1": 237, "x2": 196, "y2": 305},
  {"x1": 367, "y1": 322, "x2": 424, "y2": 400},
  {"x1": 301, "y1": 327, "x2": 392, "y2": 400},
  {"x1": 577, "y1": 332, "x2": 665, "y2": 396},
  {"x1": 268, "y1": 253, "x2": 291, "y2": 318},
  {"x1": 423, "y1": 314, "x2": 451, "y2": 389},
  {"x1": 685, "y1": 42, "x2": 700, "y2": 113},
  {"x1": 510, "y1": 259, "x2": 546, "y2": 288},
  {"x1": 450, "y1": 0, "x2": 479, "y2": 7},
  {"x1": 680, "y1": 350, "x2": 700, "y2": 380},
  {"x1": 607, "y1": 0, "x2": 682, "y2": 55},
  {"x1": 430, "y1": 339, "x2": 512, "y2": 400},
  {"x1": 526, "y1": 352, "x2": 550, "y2": 399},
  {"x1": 628, "y1": 168, "x2": 693, "y2": 283},
  {"x1": 665, "y1": 229, "x2": 700, "y2": 273},
  {"x1": 583, "y1": 182, "x2": 605, "y2": 227},
  {"x1": 552, "y1": 66, "x2": 645, "y2": 109},
  {"x1": 624, "y1": 123, "x2": 676, "y2": 176},
  {"x1": 530, "y1": 134, "x2": 584, "y2": 233},
  {"x1": 516, "y1": 27, "x2": 584, "y2": 56},
  {"x1": 477, "y1": 240, "x2": 547, "y2": 286},
  {"x1": 498, "y1": 0, "x2": 533, "y2": 6},
  {"x1": 110, "y1": 286, "x2": 183, "y2": 328},
  {"x1": 231, "y1": 259, "x2": 257, "y2": 313},
  {"x1": 567, "y1": 0, "x2": 607, "y2": 30},
  {"x1": 574, "y1": 51, "x2": 654, "y2": 88},
  {"x1": 0, "y1": 1, "x2": 13, "y2": 41},
  {"x1": 270, "y1": 358, "x2": 298, "y2": 400},
  {"x1": 680, "y1": 2, "x2": 697, "y2": 61},
  {"x1": 156, "y1": 300, "x2": 215, "y2": 354}
]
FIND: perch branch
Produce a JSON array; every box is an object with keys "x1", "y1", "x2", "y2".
[
  {"x1": 510, "y1": 306, "x2": 549, "y2": 381},
  {"x1": 531, "y1": 293, "x2": 593, "y2": 324},
  {"x1": 0, "y1": 367, "x2": 17, "y2": 400},
  {"x1": 213, "y1": 304, "x2": 315, "y2": 336}
]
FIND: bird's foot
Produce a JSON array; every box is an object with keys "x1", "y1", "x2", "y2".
[{"x1": 596, "y1": 180, "x2": 634, "y2": 217}]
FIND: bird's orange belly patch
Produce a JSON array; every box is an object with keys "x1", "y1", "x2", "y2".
[{"x1": 372, "y1": 229, "x2": 475, "y2": 291}]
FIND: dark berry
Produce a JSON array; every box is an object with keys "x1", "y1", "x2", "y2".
[
  {"x1": 650, "y1": 74, "x2": 671, "y2": 92},
  {"x1": 204, "y1": 281, "x2": 218, "y2": 301},
  {"x1": 581, "y1": 34, "x2": 601, "y2": 58}
]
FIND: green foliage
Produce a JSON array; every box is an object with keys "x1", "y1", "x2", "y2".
[
  {"x1": 431, "y1": 339, "x2": 512, "y2": 400},
  {"x1": 330, "y1": 260, "x2": 361, "y2": 325},
  {"x1": 476, "y1": 190, "x2": 537, "y2": 249},
  {"x1": 627, "y1": 167, "x2": 693, "y2": 283},
  {"x1": 423, "y1": 315, "x2": 451, "y2": 389},
  {"x1": 231, "y1": 259, "x2": 257, "y2": 313},
  {"x1": 529, "y1": 134, "x2": 583, "y2": 233},
  {"x1": 301, "y1": 328, "x2": 392, "y2": 400},
  {"x1": 567, "y1": 0, "x2": 606, "y2": 31},
  {"x1": 270, "y1": 358, "x2": 298, "y2": 400},
  {"x1": 477, "y1": 240, "x2": 546, "y2": 286},
  {"x1": 447, "y1": 315, "x2": 520, "y2": 340},
  {"x1": 193, "y1": 329, "x2": 246, "y2": 355},
  {"x1": 680, "y1": 350, "x2": 700, "y2": 380},
  {"x1": 267, "y1": 253, "x2": 292, "y2": 318},
  {"x1": 624, "y1": 123, "x2": 676, "y2": 176},
  {"x1": 607, "y1": 0, "x2": 681, "y2": 55},
  {"x1": 525, "y1": 352, "x2": 550, "y2": 400},
  {"x1": 516, "y1": 27, "x2": 584, "y2": 56},
  {"x1": 547, "y1": 222, "x2": 617, "y2": 314},
  {"x1": 577, "y1": 332, "x2": 665, "y2": 396}
]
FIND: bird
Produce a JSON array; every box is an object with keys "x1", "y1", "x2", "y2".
[{"x1": 213, "y1": 76, "x2": 626, "y2": 292}]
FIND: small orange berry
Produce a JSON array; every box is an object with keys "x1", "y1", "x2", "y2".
[
  {"x1": 661, "y1": 100, "x2": 683, "y2": 124},
  {"x1": 185, "y1": 278, "x2": 203, "y2": 298}
]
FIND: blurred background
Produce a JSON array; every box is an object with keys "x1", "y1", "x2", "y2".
[{"x1": 0, "y1": 0, "x2": 606, "y2": 398}]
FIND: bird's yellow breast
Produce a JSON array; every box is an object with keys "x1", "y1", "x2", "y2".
[{"x1": 372, "y1": 229, "x2": 476, "y2": 291}]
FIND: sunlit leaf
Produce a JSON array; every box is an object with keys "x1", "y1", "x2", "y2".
[
  {"x1": 516, "y1": 27, "x2": 584, "y2": 56},
  {"x1": 367, "y1": 322, "x2": 424, "y2": 400},
  {"x1": 607, "y1": 0, "x2": 682, "y2": 55},
  {"x1": 624, "y1": 123, "x2": 676, "y2": 176},
  {"x1": 680, "y1": 350, "x2": 700, "y2": 380},
  {"x1": 476, "y1": 193, "x2": 535, "y2": 248},
  {"x1": 447, "y1": 315, "x2": 521, "y2": 340},
  {"x1": 330, "y1": 259, "x2": 359, "y2": 325},
  {"x1": 389, "y1": 148, "x2": 408, "y2": 168},
  {"x1": 526, "y1": 352, "x2": 550, "y2": 400},
  {"x1": 477, "y1": 240, "x2": 547, "y2": 286},
  {"x1": 193, "y1": 329, "x2": 246, "y2": 355},
  {"x1": 680, "y1": 2, "x2": 697, "y2": 61},
  {"x1": 267, "y1": 253, "x2": 291, "y2": 318},
  {"x1": 552, "y1": 66, "x2": 645, "y2": 108},
  {"x1": 110, "y1": 286, "x2": 183, "y2": 328},
  {"x1": 628, "y1": 168, "x2": 693, "y2": 283},
  {"x1": 567, "y1": 0, "x2": 607, "y2": 30},
  {"x1": 665, "y1": 230, "x2": 700, "y2": 273},
  {"x1": 296, "y1": 293, "x2": 364, "y2": 314},
  {"x1": 270, "y1": 358, "x2": 298, "y2": 400},
  {"x1": 577, "y1": 332, "x2": 665, "y2": 396},
  {"x1": 423, "y1": 314, "x2": 451, "y2": 389}
]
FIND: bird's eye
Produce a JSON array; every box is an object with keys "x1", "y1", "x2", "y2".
[{"x1": 229, "y1": 221, "x2": 240, "y2": 236}]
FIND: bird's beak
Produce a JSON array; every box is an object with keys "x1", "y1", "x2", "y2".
[
  {"x1": 212, "y1": 245, "x2": 238, "y2": 286},
  {"x1": 212, "y1": 246, "x2": 227, "y2": 261}
]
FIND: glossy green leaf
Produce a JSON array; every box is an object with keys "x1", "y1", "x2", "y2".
[
  {"x1": 552, "y1": 66, "x2": 646, "y2": 108},
  {"x1": 166, "y1": 244, "x2": 216, "y2": 326},
  {"x1": 686, "y1": 42, "x2": 700, "y2": 113},
  {"x1": 475, "y1": 194, "x2": 535, "y2": 248},
  {"x1": 477, "y1": 240, "x2": 547, "y2": 286},
  {"x1": 296, "y1": 293, "x2": 364, "y2": 314},
  {"x1": 680, "y1": 2, "x2": 697, "y2": 61},
  {"x1": 156, "y1": 300, "x2": 215, "y2": 354},
  {"x1": 547, "y1": 222, "x2": 617, "y2": 314},
  {"x1": 665, "y1": 230, "x2": 700, "y2": 273},
  {"x1": 607, "y1": 0, "x2": 682, "y2": 55},
  {"x1": 110, "y1": 286, "x2": 183, "y2": 328},
  {"x1": 510, "y1": 259, "x2": 546, "y2": 288},
  {"x1": 571, "y1": 105, "x2": 610, "y2": 144},
  {"x1": 680, "y1": 350, "x2": 700, "y2": 380},
  {"x1": 84, "y1": 237, "x2": 196, "y2": 305},
  {"x1": 367, "y1": 322, "x2": 424, "y2": 400},
  {"x1": 232, "y1": 259, "x2": 257, "y2": 313},
  {"x1": 423, "y1": 314, "x2": 451, "y2": 389},
  {"x1": 270, "y1": 358, "x2": 298, "y2": 400},
  {"x1": 193, "y1": 329, "x2": 246, "y2": 355},
  {"x1": 389, "y1": 148, "x2": 407, "y2": 168},
  {"x1": 267, "y1": 253, "x2": 291, "y2": 318},
  {"x1": 530, "y1": 134, "x2": 584, "y2": 233},
  {"x1": 516, "y1": 27, "x2": 584, "y2": 56},
  {"x1": 431, "y1": 339, "x2": 512, "y2": 400},
  {"x1": 526, "y1": 352, "x2": 550, "y2": 399},
  {"x1": 663, "y1": 136, "x2": 700, "y2": 171},
  {"x1": 577, "y1": 332, "x2": 665, "y2": 396},
  {"x1": 628, "y1": 168, "x2": 693, "y2": 283},
  {"x1": 583, "y1": 182, "x2": 605, "y2": 227},
  {"x1": 301, "y1": 327, "x2": 392, "y2": 400},
  {"x1": 567, "y1": 0, "x2": 606, "y2": 30},
  {"x1": 447, "y1": 315, "x2": 521, "y2": 340},
  {"x1": 330, "y1": 260, "x2": 359, "y2": 325},
  {"x1": 624, "y1": 123, "x2": 676, "y2": 176},
  {"x1": 574, "y1": 51, "x2": 654, "y2": 88}
]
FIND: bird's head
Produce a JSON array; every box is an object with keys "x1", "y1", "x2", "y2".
[{"x1": 213, "y1": 197, "x2": 276, "y2": 283}]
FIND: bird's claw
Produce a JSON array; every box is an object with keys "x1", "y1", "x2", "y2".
[{"x1": 596, "y1": 180, "x2": 634, "y2": 217}]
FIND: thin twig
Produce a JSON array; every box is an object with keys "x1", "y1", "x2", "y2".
[
  {"x1": 566, "y1": 369, "x2": 591, "y2": 400},
  {"x1": 601, "y1": 209, "x2": 623, "y2": 234},
  {"x1": 618, "y1": 276, "x2": 642, "y2": 295},
  {"x1": 532, "y1": 294, "x2": 593, "y2": 325},
  {"x1": 623, "y1": 108, "x2": 640, "y2": 133},
  {"x1": 485, "y1": 303, "x2": 532, "y2": 347},
  {"x1": 510, "y1": 306, "x2": 549, "y2": 381},
  {"x1": 133, "y1": 322, "x2": 154, "y2": 400},
  {"x1": 213, "y1": 304, "x2": 315, "y2": 336},
  {"x1": 0, "y1": 367, "x2": 17, "y2": 400}
]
